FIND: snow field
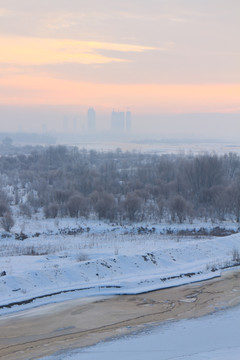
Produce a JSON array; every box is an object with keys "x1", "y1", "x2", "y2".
[{"x1": 1, "y1": 219, "x2": 240, "y2": 314}]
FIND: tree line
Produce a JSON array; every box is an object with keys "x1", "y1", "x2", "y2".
[{"x1": 1, "y1": 145, "x2": 240, "y2": 229}]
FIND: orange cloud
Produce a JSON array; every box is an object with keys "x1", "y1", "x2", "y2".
[{"x1": 0, "y1": 36, "x2": 156, "y2": 66}]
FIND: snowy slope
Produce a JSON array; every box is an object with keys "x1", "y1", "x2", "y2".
[{"x1": 1, "y1": 219, "x2": 240, "y2": 315}]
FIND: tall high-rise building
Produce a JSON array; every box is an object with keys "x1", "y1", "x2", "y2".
[
  {"x1": 87, "y1": 108, "x2": 96, "y2": 132},
  {"x1": 126, "y1": 111, "x2": 132, "y2": 132},
  {"x1": 42, "y1": 123, "x2": 47, "y2": 134},
  {"x1": 73, "y1": 117, "x2": 77, "y2": 133},
  {"x1": 111, "y1": 111, "x2": 125, "y2": 132},
  {"x1": 63, "y1": 116, "x2": 68, "y2": 133}
]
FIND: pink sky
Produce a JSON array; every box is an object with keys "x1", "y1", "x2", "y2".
[{"x1": 0, "y1": 0, "x2": 239, "y2": 134}]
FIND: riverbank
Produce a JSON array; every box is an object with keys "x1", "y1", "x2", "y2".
[
  {"x1": 1, "y1": 268, "x2": 240, "y2": 360},
  {"x1": 2, "y1": 226, "x2": 240, "y2": 316}
]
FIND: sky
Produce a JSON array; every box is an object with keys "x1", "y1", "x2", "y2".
[{"x1": 0, "y1": 0, "x2": 240, "y2": 136}]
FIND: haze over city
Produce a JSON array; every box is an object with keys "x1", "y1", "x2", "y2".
[{"x1": 0, "y1": 0, "x2": 239, "y2": 138}]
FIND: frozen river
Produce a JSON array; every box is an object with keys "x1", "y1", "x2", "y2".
[{"x1": 43, "y1": 304, "x2": 240, "y2": 360}]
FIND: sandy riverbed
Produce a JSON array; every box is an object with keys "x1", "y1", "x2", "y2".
[{"x1": 0, "y1": 269, "x2": 240, "y2": 360}]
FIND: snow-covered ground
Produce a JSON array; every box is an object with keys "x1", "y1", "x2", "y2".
[
  {"x1": 42, "y1": 304, "x2": 240, "y2": 360},
  {"x1": 1, "y1": 218, "x2": 240, "y2": 315}
]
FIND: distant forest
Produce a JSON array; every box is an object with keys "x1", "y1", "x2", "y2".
[{"x1": 1, "y1": 144, "x2": 240, "y2": 229}]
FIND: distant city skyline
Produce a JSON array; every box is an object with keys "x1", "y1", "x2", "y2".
[
  {"x1": 1, "y1": 105, "x2": 240, "y2": 141},
  {"x1": 61, "y1": 108, "x2": 132, "y2": 134}
]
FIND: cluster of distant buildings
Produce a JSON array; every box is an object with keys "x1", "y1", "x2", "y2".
[
  {"x1": 110, "y1": 110, "x2": 132, "y2": 133},
  {"x1": 87, "y1": 108, "x2": 132, "y2": 133},
  {"x1": 52, "y1": 108, "x2": 133, "y2": 135}
]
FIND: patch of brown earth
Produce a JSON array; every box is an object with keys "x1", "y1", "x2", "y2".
[{"x1": 0, "y1": 269, "x2": 240, "y2": 360}]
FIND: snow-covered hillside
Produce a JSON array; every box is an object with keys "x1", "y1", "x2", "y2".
[{"x1": 1, "y1": 219, "x2": 240, "y2": 315}]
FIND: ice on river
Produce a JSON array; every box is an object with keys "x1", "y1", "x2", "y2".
[{"x1": 42, "y1": 304, "x2": 240, "y2": 360}]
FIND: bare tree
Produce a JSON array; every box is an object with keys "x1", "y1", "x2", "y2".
[
  {"x1": 92, "y1": 191, "x2": 116, "y2": 220},
  {"x1": 19, "y1": 203, "x2": 32, "y2": 218},
  {"x1": 170, "y1": 195, "x2": 188, "y2": 223},
  {"x1": 1, "y1": 212, "x2": 14, "y2": 232},
  {"x1": 228, "y1": 182, "x2": 240, "y2": 222},
  {"x1": 67, "y1": 194, "x2": 89, "y2": 218},
  {"x1": 0, "y1": 190, "x2": 10, "y2": 217},
  {"x1": 44, "y1": 203, "x2": 59, "y2": 218},
  {"x1": 123, "y1": 192, "x2": 142, "y2": 221}
]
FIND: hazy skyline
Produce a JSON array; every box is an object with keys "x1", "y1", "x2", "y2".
[{"x1": 0, "y1": 0, "x2": 239, "y2": 137}]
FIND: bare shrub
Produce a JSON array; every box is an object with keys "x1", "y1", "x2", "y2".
[
  {"x1": 232, "y1": 248, "x2": 240, "y2": 262},
  {"x1": 76, "y1": 253, "x2": 89, "y2": 262},
  {"x1": 22, "y1": 246, "x2": 49, "y2": 256}
]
